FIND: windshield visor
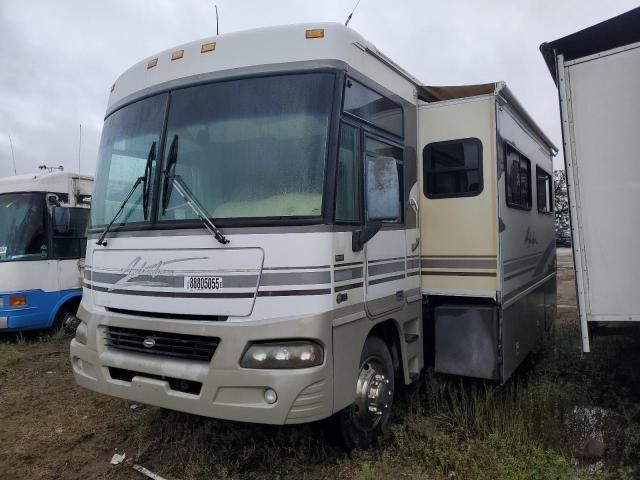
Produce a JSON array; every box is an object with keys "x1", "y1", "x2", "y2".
[
  {"x1": 160, "y1": 73, "x2": 334, "y2": 221},
  {"x1": 0, "y1": 193, "x2": 47, "y2": 261},
  {"x1": 91, "y1": 94, "x2": 167, "y2": 227}
]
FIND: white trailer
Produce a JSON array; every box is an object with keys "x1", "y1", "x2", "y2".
[
  {"x1": 0, "y1": 171, "x2": 93, "y2": 332},
  {"x1": 72, "y1": 23, "x2": 556, "y2": 448},
  {"x1": 541, "y1": 7, "x2": 640, "y2": 352}
]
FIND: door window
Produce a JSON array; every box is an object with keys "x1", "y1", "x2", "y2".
[{"x1": 335, "y1": 123, "x2": 360, "y2": 223}]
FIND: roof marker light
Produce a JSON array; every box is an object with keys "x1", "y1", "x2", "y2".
[
  {"x1": 201, "y1": 42, "x2": 216, "y2": 53},
  {"x1": 305, "y1": 28, "x2": 325, "y2": 39},
  {"x1": 147, "y1": 58, "x2": 158, "y2": 69},
  {"x1": 171, "y1": 49, "x2": 184, "y2": 61}
]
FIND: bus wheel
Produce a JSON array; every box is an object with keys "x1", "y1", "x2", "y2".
[
  {"x1": 53, "y1": 302, "x2": 80, "y2": 335},
  {"x1": 339, "y1": 336, "x2": 395, "y2": 450}
]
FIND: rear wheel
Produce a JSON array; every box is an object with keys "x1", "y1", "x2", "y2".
[{"x1": 339, "y1": 336, "x2": 395, "y2": 450}]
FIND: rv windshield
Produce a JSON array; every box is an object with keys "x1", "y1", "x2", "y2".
[
  {"x1": 0, "y1": 193, "x2": 48, "y2": 261},
  {"x1": 91, "y1": 73, "x2": 334, "y2": 228},
  {"x1": 91, "y1": 94, "x2": 167, "y2": 227},
  {"x1": 160, "y1": 73, "x2": 334, "y2": 222}
]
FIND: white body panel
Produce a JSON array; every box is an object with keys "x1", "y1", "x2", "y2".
[
  {"x1": 496, "y1": 100, "x2": 556, "y2": 305},
  {"x1": 558, "y1": 43, "x2": 640, "y2": 351}
]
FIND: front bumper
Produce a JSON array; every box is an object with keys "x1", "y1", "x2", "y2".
[{"x1": 71, "y1": 305, "x2": 334, "y2": 425}]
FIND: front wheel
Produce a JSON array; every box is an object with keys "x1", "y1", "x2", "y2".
[{"x1": 339, "y1": 336, "x2": 395, "y2": 450}]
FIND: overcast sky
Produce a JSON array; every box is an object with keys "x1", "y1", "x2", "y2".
[{"x1": 0, "y1": 0, "x2": 637, "y2": 176}]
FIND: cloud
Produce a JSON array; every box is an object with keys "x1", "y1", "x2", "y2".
[{"x1": 0, "y1": 0, "x2": 637, "y2": 175}]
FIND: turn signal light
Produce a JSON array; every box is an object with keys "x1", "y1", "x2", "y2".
[
  {"x1": 9, "y1": 295, "x2": 26, "y2": 307},
  {"x1": 201, "y1": 42, "x2": 216, "y2": 53},
  {"x1": 305, "y1": 29, "x2": 325, "y2": 39}
]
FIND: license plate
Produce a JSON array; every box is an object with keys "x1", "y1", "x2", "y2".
[{"x1": 184, "y1": 276, "x2": 223, "y2": 291}]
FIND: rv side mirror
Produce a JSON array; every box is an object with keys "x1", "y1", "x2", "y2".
[
  {"x1": 352, "y1": 222, "x2": 382, "y2": 252},
  {"x1": 366, "y1": 156, "x2": 400, "y2": 222},
  {"x1": 47, "y1": 194, "x2": 61, "y2": 207},
  {"x1": 52, "y1": 206, "x2": 71, "y2": 234}
]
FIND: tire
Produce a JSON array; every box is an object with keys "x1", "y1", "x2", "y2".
[
  {"x1": 52, "y1": 301, "x2": 80, "y2": 335},
  {"x1": 338, "y1": 336, "x2": 395, "y2": 450}
]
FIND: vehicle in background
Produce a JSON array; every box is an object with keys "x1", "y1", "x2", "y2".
[
  {"x1": 541, "y1": 7, "x2": 640, "y2": 352},
  {"x1": 555, "y1": 225, "x2": 571, "y2": 247},
  {"x1": 72, "y1": 23, "x2": 555, "y2": 448},
  {"x1": 0, "y1": 171, "x2": 93, "y2": 333}
]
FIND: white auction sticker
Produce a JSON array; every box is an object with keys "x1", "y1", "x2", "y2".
[{"x1": 184, "y1": 276, "x2": 223, "y2": 291}]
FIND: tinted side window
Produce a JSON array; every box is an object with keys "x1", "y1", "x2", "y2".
[
  {"x1": 335, "y1": 123, "x2": 360, "y2": 223},
  {"x1": 52, "y1": 207, "x2": 90, "y2": 259},
  {"x1": 505, "y1": 144, "x2": 532, "y2": 210},
  {"x1": 536, "y1": 166, "x2": 553, "y2": 214},
  {"x1": 423, "y1": 138, "x2": 483, "y2": 198},
  {"x1": 343, "y1": 79, "x2": 403, "y2": 137}
]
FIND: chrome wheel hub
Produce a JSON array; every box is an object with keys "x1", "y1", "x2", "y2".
[{"x1": 353, "y1": 357, "x2": 392, "y2": 430}]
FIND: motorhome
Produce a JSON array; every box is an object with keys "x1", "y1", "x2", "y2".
[
  {"x1": 72, "y1": 23, "x2": 556, "y2": 448},
  {"x1": 0, "y1": 171, "x2": 93, "y2": 332},
  {"x1": 541, "y1": 7, "x2": 640, "y2": 352}
]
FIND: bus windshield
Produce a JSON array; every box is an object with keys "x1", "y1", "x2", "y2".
[
  {"x1": 90, "y1": 72, "x2": 335, "y2": 228},
  {"x1": 0, "y1": 193, "x2": 48, "y2": 261}
]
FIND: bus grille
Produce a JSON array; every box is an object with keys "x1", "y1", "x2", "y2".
[{"x1": 105, "y1": 326, "x2": 219, "y2": 362}]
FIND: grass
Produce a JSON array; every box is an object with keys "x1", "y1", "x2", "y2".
[{"x1": 113, "y1": 321, "x2": 639, "y2": 480}]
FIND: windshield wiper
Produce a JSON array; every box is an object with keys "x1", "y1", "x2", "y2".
[
  {"x1": 96, "y1": 141, "x2": 156, "y2": 246},
  {"x1": 162, "y1": 134, "x2": 179, "y2": 214},
  {"x1": 161, "y1": 136, "x2": 228, "y2": 245}
]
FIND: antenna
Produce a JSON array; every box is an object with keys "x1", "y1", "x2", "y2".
[
  {"x1": 7, "y1": 134, "x2": 16, "y2": 175},
  {"x1": 345, "y1": 0, "x2": 362, "y2": 27},
  {"x1": 215, "y1": 4, "x2": 219, "y2": 35},
  {"x1": 78, "y1": 123, "x2": 82, "y2": 175}
]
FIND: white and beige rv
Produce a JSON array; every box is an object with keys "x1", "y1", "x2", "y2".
[{"x1": 71, "y1": 23, "x2": 556, "y2": 448}]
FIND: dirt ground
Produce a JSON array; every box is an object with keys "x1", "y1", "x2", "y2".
[{"x1": 0, "y1": 249, "x2": 631, "y2": 479}]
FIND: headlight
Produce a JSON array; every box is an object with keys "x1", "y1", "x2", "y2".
[
  {"x1": 75, "y1": 322, "x2": 88, "y2": 345},
  {"x1": 240, "y1": 341, "x2": 323, "y2": 369},
  {"x1": 9, "y1": 295, "x2": 26, "y2": 307}
]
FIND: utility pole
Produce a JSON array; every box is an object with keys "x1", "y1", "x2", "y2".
[
  {"x1": 7, "y1": 134, "x2": 16, "y2": 175},
  {"x1": 78, "y1": 124, "x2": 82, "y2": 174}
]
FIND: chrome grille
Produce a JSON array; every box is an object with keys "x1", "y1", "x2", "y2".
[{"x1": 106, "y1": 326, "x2": 219, "y2": 362}]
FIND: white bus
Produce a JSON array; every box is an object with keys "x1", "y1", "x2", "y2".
[
  {"x1": 72, "y1": 23, "x2": 555, "y2": 448},
  {"x1": 0, "y1": 171, "x2": 93, "y2": 332}
]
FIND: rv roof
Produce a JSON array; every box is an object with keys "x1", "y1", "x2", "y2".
[
  {"x1": 108, "y1": 22, "x2": 421, "y2": 112},
  {"x1": 540, "y1": 6, "x2": 640, "y2": 83},
  {"x1": 0, "y1": 171, "x2": 93, "y2": 195}
]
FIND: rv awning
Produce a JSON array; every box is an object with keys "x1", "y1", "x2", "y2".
[
  {"x1": 540, "y1": 7, "x2": 640, "y2": 84},
  {"x1": 418, "y1": 83, "x2": 497, "y2": 102}
]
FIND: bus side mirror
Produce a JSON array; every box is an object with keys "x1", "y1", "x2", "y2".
[{"x1": 52, "y1": 207, "x2": 71, "y2": 234}]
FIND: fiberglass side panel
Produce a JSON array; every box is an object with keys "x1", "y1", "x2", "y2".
[
  {"x1": 417, "y1": 98, "x2": 498, "y2": 298},
  {"x1": 496, "y1": 103, "x2": 555, "y2": 304},
  {"x1": 566, "y1": 45, "x2": 640, "y2": 323}
]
